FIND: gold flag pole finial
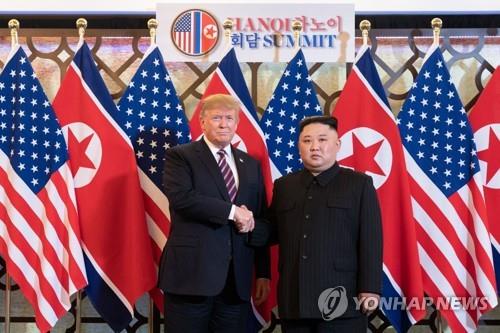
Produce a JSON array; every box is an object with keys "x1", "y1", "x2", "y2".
[
  {"x1": 360, "y1": 20, "x2": 371, "y2": 46},
  {"x1": 8, "y1": 19, "x2": 20, "y2": 48},
  {"x1": 223, "y1": 19, "x2": 233, "y2": 45},
  {"x1": 148, "y1": 18, "x2": 158, "y2": 46},
  {"x1": 292, "y1": 20, "x2": 302, "y2": 49},
  {"x1": 431, "y1": 17, "x2": 442, "y2": 45},
  {"x1": 76, "y1": 18, "x2": 87, "y2": 44}
]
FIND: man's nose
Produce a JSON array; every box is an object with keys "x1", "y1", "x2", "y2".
[{"x1": 310, "y1": 140, "x2": 319, "y2": 150}]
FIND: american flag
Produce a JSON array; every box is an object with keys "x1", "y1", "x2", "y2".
[
  {"x1": 397, "y1": 44, "x2": 497, "y2": 332},
  {"x1": 116, "y1": 44, "x2": 191, "y2": 310},
  {"x1": 334, "y1": 45, "x2": 425, "y2": 332},
  {"x1": 260, "y1": 49, "x2": 322, "y2": 176},
  {"x1": 0, "y1": 45, "x2": 87, "y2": 332},
  {"x1": 469, "y1": 67, "x2": 500, "y2": 293}
]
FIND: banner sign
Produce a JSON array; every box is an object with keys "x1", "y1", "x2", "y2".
[{"x1": 157, "y1": 3, "x2": 355, "y2": 63}]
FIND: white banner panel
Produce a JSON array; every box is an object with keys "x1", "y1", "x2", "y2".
[{"x1": 156, "y1": 3, "x2": 355, "y2": 63}]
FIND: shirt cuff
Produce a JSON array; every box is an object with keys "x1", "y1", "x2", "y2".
[{"x1": 228, "y1": 204, "x2": 236, "y2": 220}]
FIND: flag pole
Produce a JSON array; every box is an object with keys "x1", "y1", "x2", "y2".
[
  {"x1": 4, "y1": 19, "x2": 20, "y2": 333},
  {"x1": 73, "y1": 18, "x2": 87, "y2": 333},
  {"x1": 431, "y1": 18, "x2": 443, "y2": 333},
  {"x1": 146, "y1": 18, "x2": 159, "y2": 333},
  {"x1": 9, "y1": 18, "x2": 19, "y2": 47},
  {"x1": 431, "y1": 17, "x2": 442, "y2": 47},
  {"x1": 76, "y1": 17, "x2": 87, "y2": 46},
  {"x1": 360, "y1": 19, "x2": 371, "y2": 47},
  {"x1": 223, "y1": 19, "x2": 233, "y2": 50},
  {"x1": 292, "y1": 20, "x2": 302, "y2": 50},
  {"x1": 148, "y1": 18, "x2": 158, "y2": 46},
  {"x1": 4, "y1": 273, "x2": 11, "y2": 333}
]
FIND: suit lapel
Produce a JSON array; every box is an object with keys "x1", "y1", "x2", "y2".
[
  {"x1": 195, "y1": 139, "x2": 231, "y2": 201},
  {"x1": 232, "y1": 148, "x2": 248, "y2": 205}
]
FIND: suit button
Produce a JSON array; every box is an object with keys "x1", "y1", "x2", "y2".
[
  {"x1": 307, "y1": 195, "x2": 313, "y2": 200},
  {"x1": 305, "y1": 214, "x2": 310, "y2": 219},
  {"x1": 303, "y1": 234, "x2": 308, "y2": 239},
  {"x1": 302, "y1": 255, "x2": 308, "y2": 260}
]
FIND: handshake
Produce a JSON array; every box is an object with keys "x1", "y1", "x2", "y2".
[{"x1": 233, "y1": 205, "x2": 255, "y2": 233}]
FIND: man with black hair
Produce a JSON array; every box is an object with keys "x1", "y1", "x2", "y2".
[{"x1": 268, "y1": 115, "x2": 383, "y2": 333}]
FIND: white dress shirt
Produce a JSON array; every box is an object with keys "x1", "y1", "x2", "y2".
[{"x1": 203, "y1": 136, "x2": 239, "y2": 220}]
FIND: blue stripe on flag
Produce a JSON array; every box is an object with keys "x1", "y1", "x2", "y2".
[
  {"x1": 73, "y1": 43, "x2": 121, "y2": 118},
  {"x1": 194, "y1": 11, "x2": 201, "y2": 54},
  {"x1": 493, "y1": 247, "x2": 500, "y2": 295},
  {"x1": 83, "y1": 254, "x2": 131, "y2": 331},
  {"x1": 356, "y1": 48, "x2": 391, "y2": 109},
  {"x1": 219, "y1": 49, "x2": 260, "y2": 122},
  {"x1": 381, "y1": 272, "x2": 413, "y2": 333}
]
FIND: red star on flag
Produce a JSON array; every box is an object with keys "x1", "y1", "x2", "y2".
[
  {"x1": 477, "y1": 127, "x2": 500, "y2": 183},
  {"x1": 339, "y1": 133, "x2": 385, "y2": 176},
  {"x1": 68, "y1": 128, "x2": 95, "y2": 176}
]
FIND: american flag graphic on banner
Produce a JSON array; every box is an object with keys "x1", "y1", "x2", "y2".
[
  {"x1": 397, "y1": 44, "x2": 497, "y2": 332},
  {"x1": 260, "y1": 48, "x2": 322, "y2": 176},
  {"x1": 116, "y1": 44, "x2": 191, "y2": 310},
  {"x1": 172, "y1": 9, "x2": 219, "y2": 56},
  {"x1": 0, "y1": 45, "x2": 87, "y2": 332}
]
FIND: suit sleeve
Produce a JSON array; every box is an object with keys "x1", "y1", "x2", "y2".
[
  {"x1": 248, "y1": 163, "x2": 273, "y2": 247},
  {"x1": 357, "y1": 176, "x2": 383, "y2": 294},
  {"x1": 250, "y1": 163, "x2": 271, "y2": 278},
  {"x1": 163, "y1": 146, "x2": 232, "y2": 225}
]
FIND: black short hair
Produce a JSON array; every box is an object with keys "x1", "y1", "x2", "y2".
[{"x1": 299, "y1": 115, "x2": 338, "y2": 134}]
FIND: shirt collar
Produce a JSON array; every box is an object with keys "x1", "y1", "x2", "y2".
[
  {"x1": 300, "y1": 162, "x2": 340, "y2": 187},
  {"x1": 203, "y1": 136, "x2": 232, "y2": 157}
]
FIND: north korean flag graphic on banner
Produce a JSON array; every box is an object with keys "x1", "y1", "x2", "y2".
[
  {"x1": 469, "y1": 67, "x2": 500, "y2": 291},
  {"x1": 189, "y1": 48, "x2": 276, "y2": 329},
  {"x1": 333, "y1": 45, "x2": 425, "y2": 332},
  {"x1": 52, "y1": 42, "x2": 156, "y2": 331}
]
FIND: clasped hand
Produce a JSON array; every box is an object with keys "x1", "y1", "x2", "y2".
[{"x1": 234, "y1": 205, "x2": 255, "y2": 233}]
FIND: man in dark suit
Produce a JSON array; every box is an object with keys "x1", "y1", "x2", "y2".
[
  {"x1": 268, "y1": 115, "x2": 383, "y2": 333},
  {"x1": 158, "y1": 94, "x2": 270, "y2": 333}
]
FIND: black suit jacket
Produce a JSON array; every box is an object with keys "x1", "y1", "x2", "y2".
[
  {"x1": 158, "y1": 139, "x2": 269, "y2": 301},
  {"x1": 268, "y1": 163, "x2": 382, "y2": 319}
]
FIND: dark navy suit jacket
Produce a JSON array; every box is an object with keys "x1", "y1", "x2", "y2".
[{"x1": 158, "y1": 139, "x2": 269, "y2": 301}]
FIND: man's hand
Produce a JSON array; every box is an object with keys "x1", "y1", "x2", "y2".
[
  {"x1": 254, "y1": 278, "x2": 270, "y2": 306},
  {"x1": 357, "y1": 292, "x2": 380, "y2": 315},
  {"x1": 234, "y1": 205, "x2": 254, "y2": 233}
]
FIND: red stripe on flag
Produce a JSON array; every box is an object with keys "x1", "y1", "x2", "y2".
[
  {"x1": 448, "y1": 189, "x2": 497, "y2": 289},
  {"x1": 0, "y1": 169, "x2": 69, "y2": 294},
  {"x1": 409, "y1": 177, "x2": 481, "y2": 286},
  {"x1": 0, "y1": 236, "x2": 53, "y2": 332},
  {"x1": 419, "y1": 264, "x2": 473, "y2": 333},
  {"x1": 0, "y1": 203, "x2": 67, "y2": 318},
  {"x1": 49, "y1": 170, "x2": 87, "y2": 288}
]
